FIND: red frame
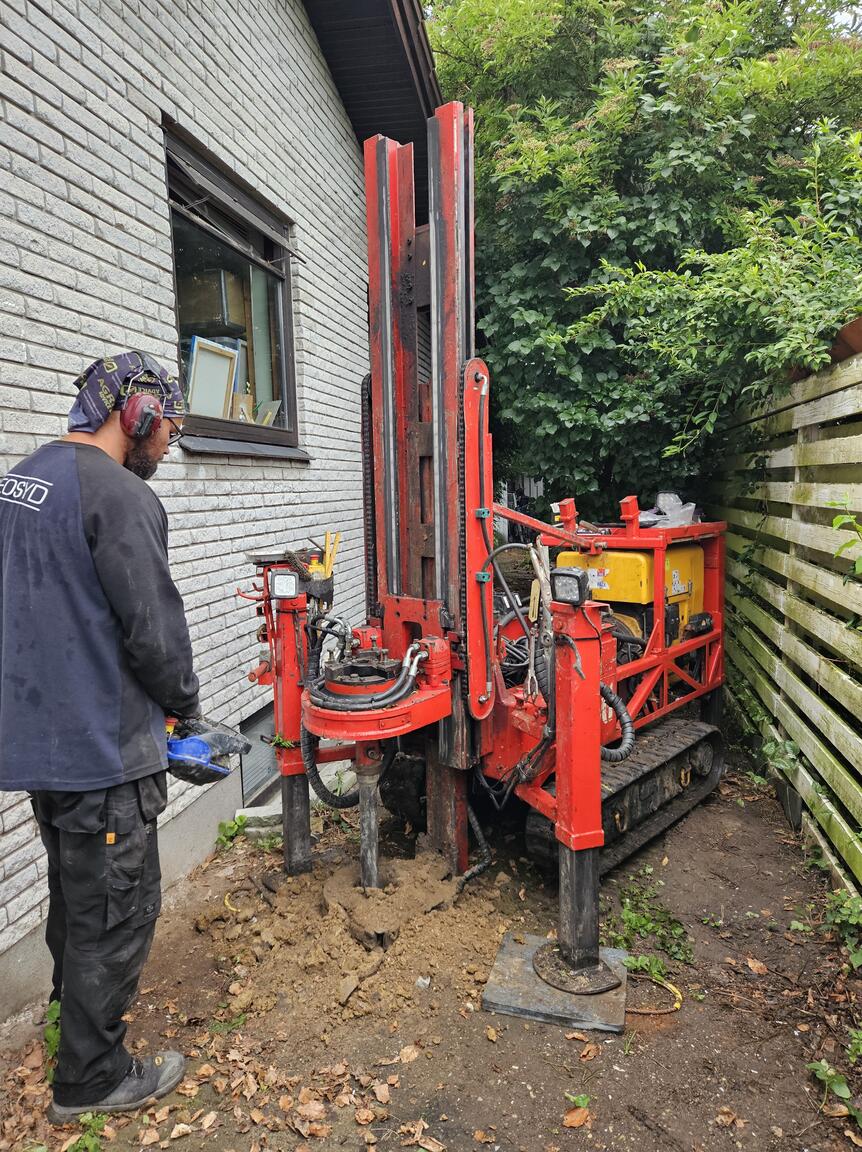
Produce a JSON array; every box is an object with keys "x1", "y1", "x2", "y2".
[{"x1": 241, "y1": 103, "x2": 726, "y2": 872}]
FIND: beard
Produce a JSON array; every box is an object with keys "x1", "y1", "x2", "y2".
[{"x1": 124, "y1": 442, "x2": 159, "y2": 480}]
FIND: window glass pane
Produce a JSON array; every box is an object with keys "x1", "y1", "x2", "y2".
[{"x1": 172, "y1": 210, "x2": 286, "y2": 428}]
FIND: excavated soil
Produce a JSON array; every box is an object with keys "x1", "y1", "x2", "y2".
[{"x1": 2, "y1": 752, "x2": 861, "y2": 1152}]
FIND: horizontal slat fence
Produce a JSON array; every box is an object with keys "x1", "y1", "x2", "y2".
[{"x1": 714, "y1": 353, "x2": 862, "y2": 886}]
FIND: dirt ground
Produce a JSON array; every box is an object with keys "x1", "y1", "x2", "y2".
[{"x1": 3, "y1": 750, "x2": 862, "y2": 1152}]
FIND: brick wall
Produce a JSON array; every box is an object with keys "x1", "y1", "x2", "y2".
[{"x1": 0, "y1": 0, "x2": 369, "y2": 959}]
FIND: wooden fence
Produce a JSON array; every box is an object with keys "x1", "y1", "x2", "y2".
[{"x1": 714, "y1": 353, "x2": 862, "y2": 886}]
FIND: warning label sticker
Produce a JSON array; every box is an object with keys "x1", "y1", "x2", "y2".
[
  {"x1": 670, "y1": 568, "x2": 688, "y2": 596},
  {"x1": 588, "y1": 568, "x2": 610, "y2": 591}
]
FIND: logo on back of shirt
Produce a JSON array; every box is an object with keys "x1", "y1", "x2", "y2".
[{"x1": 0, "y1": 473, "x2": 53, "y2": 511}]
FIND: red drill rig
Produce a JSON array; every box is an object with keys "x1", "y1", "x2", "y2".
[{"x1": 242, "y1": 103, "x2": 725, "y2": 1027}]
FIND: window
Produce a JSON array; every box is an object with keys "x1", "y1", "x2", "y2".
[{"x1": 165, "y1": 133, "x2": 305, "y2": 456}]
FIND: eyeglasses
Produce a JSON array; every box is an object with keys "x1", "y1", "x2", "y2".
[{"x1": 167, "y1": 418, "x2": 184, "y2": 446}]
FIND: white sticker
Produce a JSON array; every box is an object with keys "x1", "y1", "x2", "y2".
[
  {"x1": 670, "y1": 568, "x2": 688, "y2": 596},
  {"x1": 588, "y1": 567, "x2": 610, "y2": 591}
]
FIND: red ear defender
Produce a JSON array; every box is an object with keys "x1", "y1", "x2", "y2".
[{"x1": 120, "y1": 392, "x2": 163, "y2": 439}]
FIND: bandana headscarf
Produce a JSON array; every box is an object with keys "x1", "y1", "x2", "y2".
[{"x1": 67, "y1": 351, "x2": 186, "y2": 433}]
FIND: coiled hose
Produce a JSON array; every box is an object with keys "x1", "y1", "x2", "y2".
[
  {"x1": 300, "y1": 627, "x2": 415, "y2": 807},
  {"x1": 600, "y1": 682, "x2": 635, "y2": 763}
]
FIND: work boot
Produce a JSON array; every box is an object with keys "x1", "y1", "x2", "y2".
[{"x1": 48, "y1": 1051, "x2": 186, "y2": 1124}]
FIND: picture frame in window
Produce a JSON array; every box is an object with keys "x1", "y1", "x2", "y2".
[
  {"x1": 256, "y1": 399, "x2": 282, "y2": 427},
  {"x1": 231, "y1": 395, "x2": 253, "y2": 423},
  {"x1": 187, "y1": 336, "x2": 238, "y2": 419}
]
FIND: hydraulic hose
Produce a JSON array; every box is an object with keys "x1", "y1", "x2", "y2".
[
  {"x1": 300, "y1": 723, "x2": 359, "y2": 809},
  {"x1": 300, "y1": 727, "x2": 399, "y2": 810},
  {"x1": 600, "y1": 682, "x2": 636, "y2": 763},
  {"x1": 307, "y1": 648, "x2": 426, "y2": 713},
  {"x1": 456, "y1": 803, "x2": 493, "y2": 892}
]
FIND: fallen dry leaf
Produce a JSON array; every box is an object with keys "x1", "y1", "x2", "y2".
[
  {"x1": 374, "y1": 1083, "x2": 391, "y2": 1105},
  {"x1": 170, "y1": 1124, "x2": 193, "y2": 1140},
  {"x1": 200, "y1": 1111, "x2": 218, "y2": 1131},
  {"x1": 486, "y1": 1026, "x2": 497, "y2": 1043},
  {"x1": 845, "y1": 1130, "x2": 862, "y2": 1147},
  {"x1": 400, "y1": 1118, "x2": 430, "y2": 1145},
  {"x1": 139, "y1": 1132, "x2": 160, "y2": 1148},
  {"x1": 400, "y1": 1044, "x2": 420, "y2": 1064},
  {"x1": 418, "y1": 1139, "x2": 446, "y2": 1152},
  {"x1": 746, "y1": 957, "x2": 768, "y2": 976},
  {"x1": 308, "y1": 1122, "x2": 332, "y2": 1138},
  {"x1": 565, "y1": 1031, "x2": 589, "y2": 1042},
  {"x1": 563, "y1": 1107, "x2": 590, "y2": 1129},
  {"x1": 196, "y1": 1063, "x2": 216, "y2": 1079},
  {"x1": 250, "y1": 1107, "x2": 266, "y2": 1124},
  {"x1": 279, "y1": 1094, "x2": 294, "y2": 1112},
  {"x1": 474, "y1": 1130, "x2": 494, "y2": 1143},
  {"x1": 365, "y1": 1133, "x2": 378, "y2": 1146},
  {"x1": 154, "y1": 1105, "x2": 172, "y2": 1123},
  {"x1": 297, "y1": 1100, "x2": 327, "y2": 1122},
  {"x1": 715, "y1": 1107, "x2": 744, "y2": 1129},
  {"x1": 771, "y1": 1128, "x2": 783, "y2": 1138},
  {"x1": 824, "y1": 1102, "x2": 851, "y2": 1118},
  {"x1": 175, "y1": 1080, "x2": 199, "y2": 1099},
  {"x1": 579, "y1": 1042, "x2": 600, "y2": 1062},
  {"x1": 356, "y1": 1108, "x2": 375, "y2": 1125}
]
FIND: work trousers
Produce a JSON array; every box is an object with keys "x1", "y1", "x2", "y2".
[{"x1": 30, "y1": 774, "x2": 167, "y2": 1106}]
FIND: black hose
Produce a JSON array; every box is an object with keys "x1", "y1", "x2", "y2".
[
  {"x1": 308, "y1": 667, "x2": 418, "y2": 712},
  {"x1": 300, "y1": 724, "x2": 359, "y2": 809},
  {"x1": 599, "y1": 682, "x2": 636, "y2": 763},
  {"x1": 481, "y1": 541, "x2": 532, "y2": 642},
  {"x1": 456, "y1": 803, "x2": 493, "y2": 892}
]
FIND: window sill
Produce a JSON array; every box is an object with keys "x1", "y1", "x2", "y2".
[{"x1": 178, "y1": 435, "x2": 311, "y2": 463}]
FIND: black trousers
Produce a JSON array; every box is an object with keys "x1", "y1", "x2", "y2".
[{"x1": 30, "y1": 774, "x2": 167, "y2": 1106}]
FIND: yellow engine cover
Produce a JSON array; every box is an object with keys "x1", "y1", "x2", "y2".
[{"x1": 557, "y1": 545, "x2": 704, "y2": 630}]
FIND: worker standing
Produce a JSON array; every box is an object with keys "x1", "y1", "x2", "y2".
[{"x1": 0, "y1": 352, "x2": 200, "y2": 1122}]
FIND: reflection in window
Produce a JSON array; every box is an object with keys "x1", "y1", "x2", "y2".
[{"x1": 172, "y1": 211, "x2": 286, "y2": 428}]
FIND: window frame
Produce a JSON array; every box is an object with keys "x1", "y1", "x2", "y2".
[{"x1": 164, "y1": 130, "x2": 303, "y2": 454}]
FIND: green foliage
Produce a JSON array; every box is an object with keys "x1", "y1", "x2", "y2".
[
  {"x1": 828, "y1": 497, "x2": 862, "y2": 585},
  {"x1": 808, "y1": 1057, "x2": 851, "y2": 1099},
  {"x1": 429, "y1": 0, "x2": 862, "y2": 515},
  {"x1": 254, "y1": 833, "x2": 284, "y2": 853},
  {"x1": 847, "y1": 1028, "x2": 862, "y2": 1065},
  {"x1": 762, "y1": 738, "x2": 800, "y2": 777},
  {"x1": 623, "y1": 952, "x2": 668, "y2": 979},
  {"x1": 825, "y1": 890, "x2": 862, "y2": 969},
  {"x1": 43, "y1": 999, "x2": 60, "y2": 1084},
  {"x1": 65, "y1": 1113, "x2": 108, "y2": 1152},
  {"x1": 216, "y1": 813, "x2": 247, "y2": 849},
  {"x1": 209, "y1": 1012, "x2": 247, "y2": 1034},
  {"x1": 602, "y1": 870, "x2": 693, "y2": 963},
  {"x1": 565, "y1": 1092, "x2": 592, "y2": 1107}
]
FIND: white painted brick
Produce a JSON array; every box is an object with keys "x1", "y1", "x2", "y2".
[{"x1": 0, "y1": 0, "x2": 372, "y2": 957}]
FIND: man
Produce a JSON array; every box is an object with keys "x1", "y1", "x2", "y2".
[{"x1": 0, "y1": 351, "x2": 200, "y2": 1122}]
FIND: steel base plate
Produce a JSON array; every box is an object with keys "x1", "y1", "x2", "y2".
[{"x1": 481, "y1": 934, "x2": 627, "y2": 1032}]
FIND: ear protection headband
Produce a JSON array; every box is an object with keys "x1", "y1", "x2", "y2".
[
  {"x1": 120, "y1": 391, "x2": 163, "y2": 439},
  {"x1": 118, "y1": 353, "x2": 170, "y2": 439}
]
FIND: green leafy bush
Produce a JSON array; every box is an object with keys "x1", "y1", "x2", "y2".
[{"x1": 429, "y1": 1, "x2": 862, "y2": 516}]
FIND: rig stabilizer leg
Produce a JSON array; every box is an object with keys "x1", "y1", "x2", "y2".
[{"x1": 281, "y1": 774, "x2": 312, "y2": 875}]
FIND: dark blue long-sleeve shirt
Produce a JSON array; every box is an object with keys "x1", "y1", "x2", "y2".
[{"x1": 0, "y1": 441, "x2": 200, "y2": 792}]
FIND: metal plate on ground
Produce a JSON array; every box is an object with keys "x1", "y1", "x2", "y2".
[{"x1": 482, "y1": 935, "x2": 627, "y2": 1032}]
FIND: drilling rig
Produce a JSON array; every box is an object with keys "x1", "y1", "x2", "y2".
[{"x1": 242, "y1": 103, "x2": 725, "y2": 1030}]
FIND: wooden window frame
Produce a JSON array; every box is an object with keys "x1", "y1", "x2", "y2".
[{"x1": 164, "y1": 131, "x2": 306, "y2": 458}]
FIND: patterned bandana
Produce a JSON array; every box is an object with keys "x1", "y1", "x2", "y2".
[{"x1": 67, "y1": 351, "x2": 186, "y2": 433}]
